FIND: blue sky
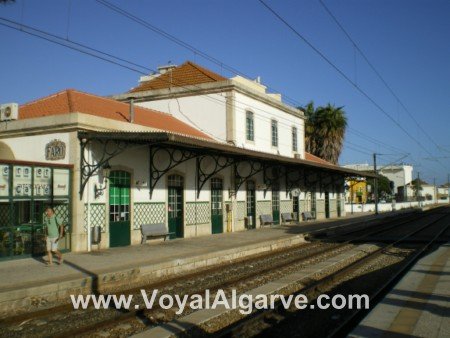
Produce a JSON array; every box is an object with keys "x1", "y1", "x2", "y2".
[{"x1": 1, "y1": 0, "x2": 449, "y2": 184}]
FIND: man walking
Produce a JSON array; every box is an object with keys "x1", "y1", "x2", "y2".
[{"x1": 44, "y1": 206, "x2": 64, "y2": 266}]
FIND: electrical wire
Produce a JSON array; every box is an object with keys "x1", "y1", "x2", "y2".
[
  {"x1": 257, "y1": 0, "x2": 449, "y2": 172},
  {"x1": 318, "y1": 0, "x2": 445, "y2": 155},
  {"x1": 94, "y1": 0, "x2": 305, "y2": 108}
]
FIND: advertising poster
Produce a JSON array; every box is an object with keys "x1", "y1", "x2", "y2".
[
  {"x1": 53, "y1": 168, "x2": 70, "y2": 196},
  {"x1": 34, "y1": 167, "x2": 51, "y2": 197},
  {"x1": 0, "y1": 165, "x2": 9, "y2": 197},
  {"x1": 13, "y1": 166, "x2": 32, "y2": 197}
]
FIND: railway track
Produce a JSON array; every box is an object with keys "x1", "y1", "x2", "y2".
[
  {"x1": 1, "y1": 208, "x2": 448, "y2": 337},
  {"x1": 219, "y1": 208, "x2": 450, "y2": 338}
]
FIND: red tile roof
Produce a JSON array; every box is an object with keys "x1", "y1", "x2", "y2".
[
  {"x1": 305, "y1": 152, "x2": 335, "y2": 166},
  {"x1": 19, "y1": 89, "x2": 212, "y2": 140},
  {"x1": 129, "y1": 61, "x2": 226, "y2": 93}
]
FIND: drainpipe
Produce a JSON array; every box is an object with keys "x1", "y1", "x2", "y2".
[{"x1": 86, "y1": 142, "x2": 92, "y2": 252}]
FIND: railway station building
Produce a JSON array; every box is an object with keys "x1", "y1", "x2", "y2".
[{"x1": 0, "y1": 61, "x2": 370, "y2": 260}]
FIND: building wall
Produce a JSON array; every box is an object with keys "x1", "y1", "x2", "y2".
[
  {"x1": 1, "y1": 133, "x2": 71, "y2": 164},
  {"x1": 234, "y1": 92, "x2": 304, "y2": 158},
  {"x1": 136, "y1": 93, "x2": 228, "y2": 142}
]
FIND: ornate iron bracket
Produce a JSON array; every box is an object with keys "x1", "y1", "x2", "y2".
[
  {"x1": 263, "y1": 164, "x2": 284, "y2": 198},
  {"x1": 149, "y1": 145, "x2": 199, "y2": 198},
  {"x1": 196, "y1": 154, "x2": 235, "y2": 198},
  {"x1": 234, "y1": 160, "x2": 264, "y2": 195},
  {"x1": 285, "y1": 166, "x2": 305, "y2": 196},
  {"x1": 79, "y1": 138, "x2": 130, "y2": 199}
]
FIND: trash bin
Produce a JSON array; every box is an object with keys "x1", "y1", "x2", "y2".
[
  {"x1": 91, "y1": 226, "x2": 102, "y2": 244},
  {"x1": 245, "y1": 216, "x2": 253, "y2": 229}
]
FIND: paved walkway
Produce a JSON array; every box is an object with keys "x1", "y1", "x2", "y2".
[
  {"x1": 0, "y1": 210, "x2": 410, "y2": 292},
  {"x1": 0, "y1": 209, "x2": 423, "y2": 316},
  {"x1": 350, "y1": 243, "x2": 450, "y2": 338}
]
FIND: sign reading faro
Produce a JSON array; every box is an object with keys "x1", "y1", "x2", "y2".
[{"x1": 45, "y1": 139, "x2": 66, "y2": 160}]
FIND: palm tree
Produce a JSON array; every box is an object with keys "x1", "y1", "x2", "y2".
[
  {"x1": 303, "y1": 101, "x2": 317, "y2": 154},
  {"x1": 301, "y1": 102, "x2": 347, "y2": 164}
]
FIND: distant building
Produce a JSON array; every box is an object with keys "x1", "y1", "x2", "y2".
[
  {"x1": 345, "y1": 178, "x2": 368, "y2": 204},
  {"x1": 343, "y1": 163, "x2": 413, "y2": 201}
]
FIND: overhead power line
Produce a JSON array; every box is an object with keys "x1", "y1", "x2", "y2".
[
  {"x1": 94, "y1": 0, "x2": 304, "y2": 108},
  {"x1": 0, "y1": 16, "x2": 306, "y2": 144},
  {"x1": 317, "y1": 0, "x2": 445, "y2": 155},
  {"x1": 258, "y1": 0, "x2": 448, "y2": 172}
]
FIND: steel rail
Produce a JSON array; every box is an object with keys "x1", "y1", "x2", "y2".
[{"x1": 216, "y1": 211, "x2": 450, "y2": 337}]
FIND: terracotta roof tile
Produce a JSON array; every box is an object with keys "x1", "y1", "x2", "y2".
[
  {"x1": 129, "y1": 61, "x2": 226, "y2": 92},
  {"x1": 19, "y1": 89, "x2": 212, "y2": 140},
  {"x1": 305, "y1": 152, "x2": 335, "y2": 166}
]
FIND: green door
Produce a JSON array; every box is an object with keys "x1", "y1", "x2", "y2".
[
  {"x1": 325, "y1": 192, "x2": 330, "y2": 219},
  {"x1": 246, "y1": 180, "x2": 256, "y2": 229},
  {"x1": 109, "y1": 171, "x2": 130, "y2": 247},
  {"x1": 272, "y1": 184, "x2": 280, "y2": 225},
  {"x1": 168, "y1": 175, "x2": 183, "y2": 239},
  {"x1": 211, "y1": 178, "x2": 223, "y2": 234}
]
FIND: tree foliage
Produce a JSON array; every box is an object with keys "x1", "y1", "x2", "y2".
[
  {"x1": 366, "y1": 174, "x2": 391, "y2": 196},
  {"x1": 301, "y1": 101, "x2": 348, "y2": 164}
]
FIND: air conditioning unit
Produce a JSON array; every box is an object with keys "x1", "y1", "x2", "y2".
[
  {"x1": 0, "y1": 103, "x2": 19, "y2": 121},
  {"x1": 294, "y1": 153, "x2": 302, "y2": 159}
]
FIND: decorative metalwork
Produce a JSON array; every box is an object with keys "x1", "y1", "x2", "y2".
[
  {"x1": 149, "y1": 145, "x2": 198, "y2": 198},
  {"x1": 79, "y1": 138, "x2": 130, "y2": 199},
  {"x1": 196, "y1": 155, "x2": 234, "y2": 198},
  {"x1": 263, "y1": 164, "x2": 284, "y2": 197},
  {"x1": 285, "y1": 166, "x2": 304, "y2": 196},
  {"x1": 234, "y1": 160, "x2": 264, "y2": 194}
]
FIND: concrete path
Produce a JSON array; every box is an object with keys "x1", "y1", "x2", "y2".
[
  {"x1": 350, "y1": 243, "x2": 450, "y2": 338},
  {"x1": 0, "y1": 209, "x2": 418, "y2": 315}
]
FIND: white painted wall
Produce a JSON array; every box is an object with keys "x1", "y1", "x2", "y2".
[
  {"x1": 345, "y1": 199, "x2": 447, "y2": 213},
  {"x1": 234, "y1": 92, "x2": 304, "y2": 158},
  {"x1": 1, "y1": 133, "x2": 70, "y2": 164},
  {"x1": 136, "y1": 93, "x2": 227, "y2": 141}
]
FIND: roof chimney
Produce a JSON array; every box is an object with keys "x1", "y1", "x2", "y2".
[
  {"x1": 158, "y1": 63, "x2": 177, "y2": 74},
  {"x1": 129, "y1": 98, "x2": 135, "y2": 123}
]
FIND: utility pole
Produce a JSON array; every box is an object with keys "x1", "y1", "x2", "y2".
[
  {"x1": 448, "y1": 173, "x2": 450, "y2": 203},
  {"x1": 417, "y1": 172, "x2": 421, "y2": 208},
  {"x1": 373, "y1": 153, "x2": 378, "y2": 215}
]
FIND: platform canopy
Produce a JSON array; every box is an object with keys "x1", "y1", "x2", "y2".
[{"x1": 78, "y1": 131, "x2": 377, "y2": 199}]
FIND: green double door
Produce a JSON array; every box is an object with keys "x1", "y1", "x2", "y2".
[
  {"x1": 272, "y1": 185, "x2": 280, "y2": 225},
  {"x1": 168, "y1": 175, "x2": 183, "y2": 239},
  {"x1": 211, "y1": 178, "x2": 223, "y2": 234},
  {"x1": 109, "y1": 171, "x2": 130, "y2": 247}
]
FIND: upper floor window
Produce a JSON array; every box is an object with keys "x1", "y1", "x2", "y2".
[
  {"x1": 246, "y1": 111, "x2": 254, "y2": 141},
  {"x1": 292, "y1": 126, "x2": 298, "y2": 152},
  {"x1": 271, "y1": 120, "x2": 278, "y2": 147}
]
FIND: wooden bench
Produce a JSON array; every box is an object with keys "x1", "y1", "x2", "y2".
[
  {"x1": 260, "y1": 214, "x2": 274, "y2": 227},
  {"x1": 141, "y1": 223, "x2": 174, "y2": 244},
  {"x1": 281, "y1": 212, "x2": 295, "y2": 224},
  {"x1": 302, "y1": 211, "x2": 315, "y2": 221}
]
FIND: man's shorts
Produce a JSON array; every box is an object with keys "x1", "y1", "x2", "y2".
[{"x1": 46, "y1": 237, "x2": 59, "y2": 251}]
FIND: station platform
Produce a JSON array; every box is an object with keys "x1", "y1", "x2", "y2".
[
  {"x1": 0, "y1": 209, "x2": 417, "y2": 316},
  {"x1": 350, "y1": 243, "x2": 450, "y2": 338}
]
